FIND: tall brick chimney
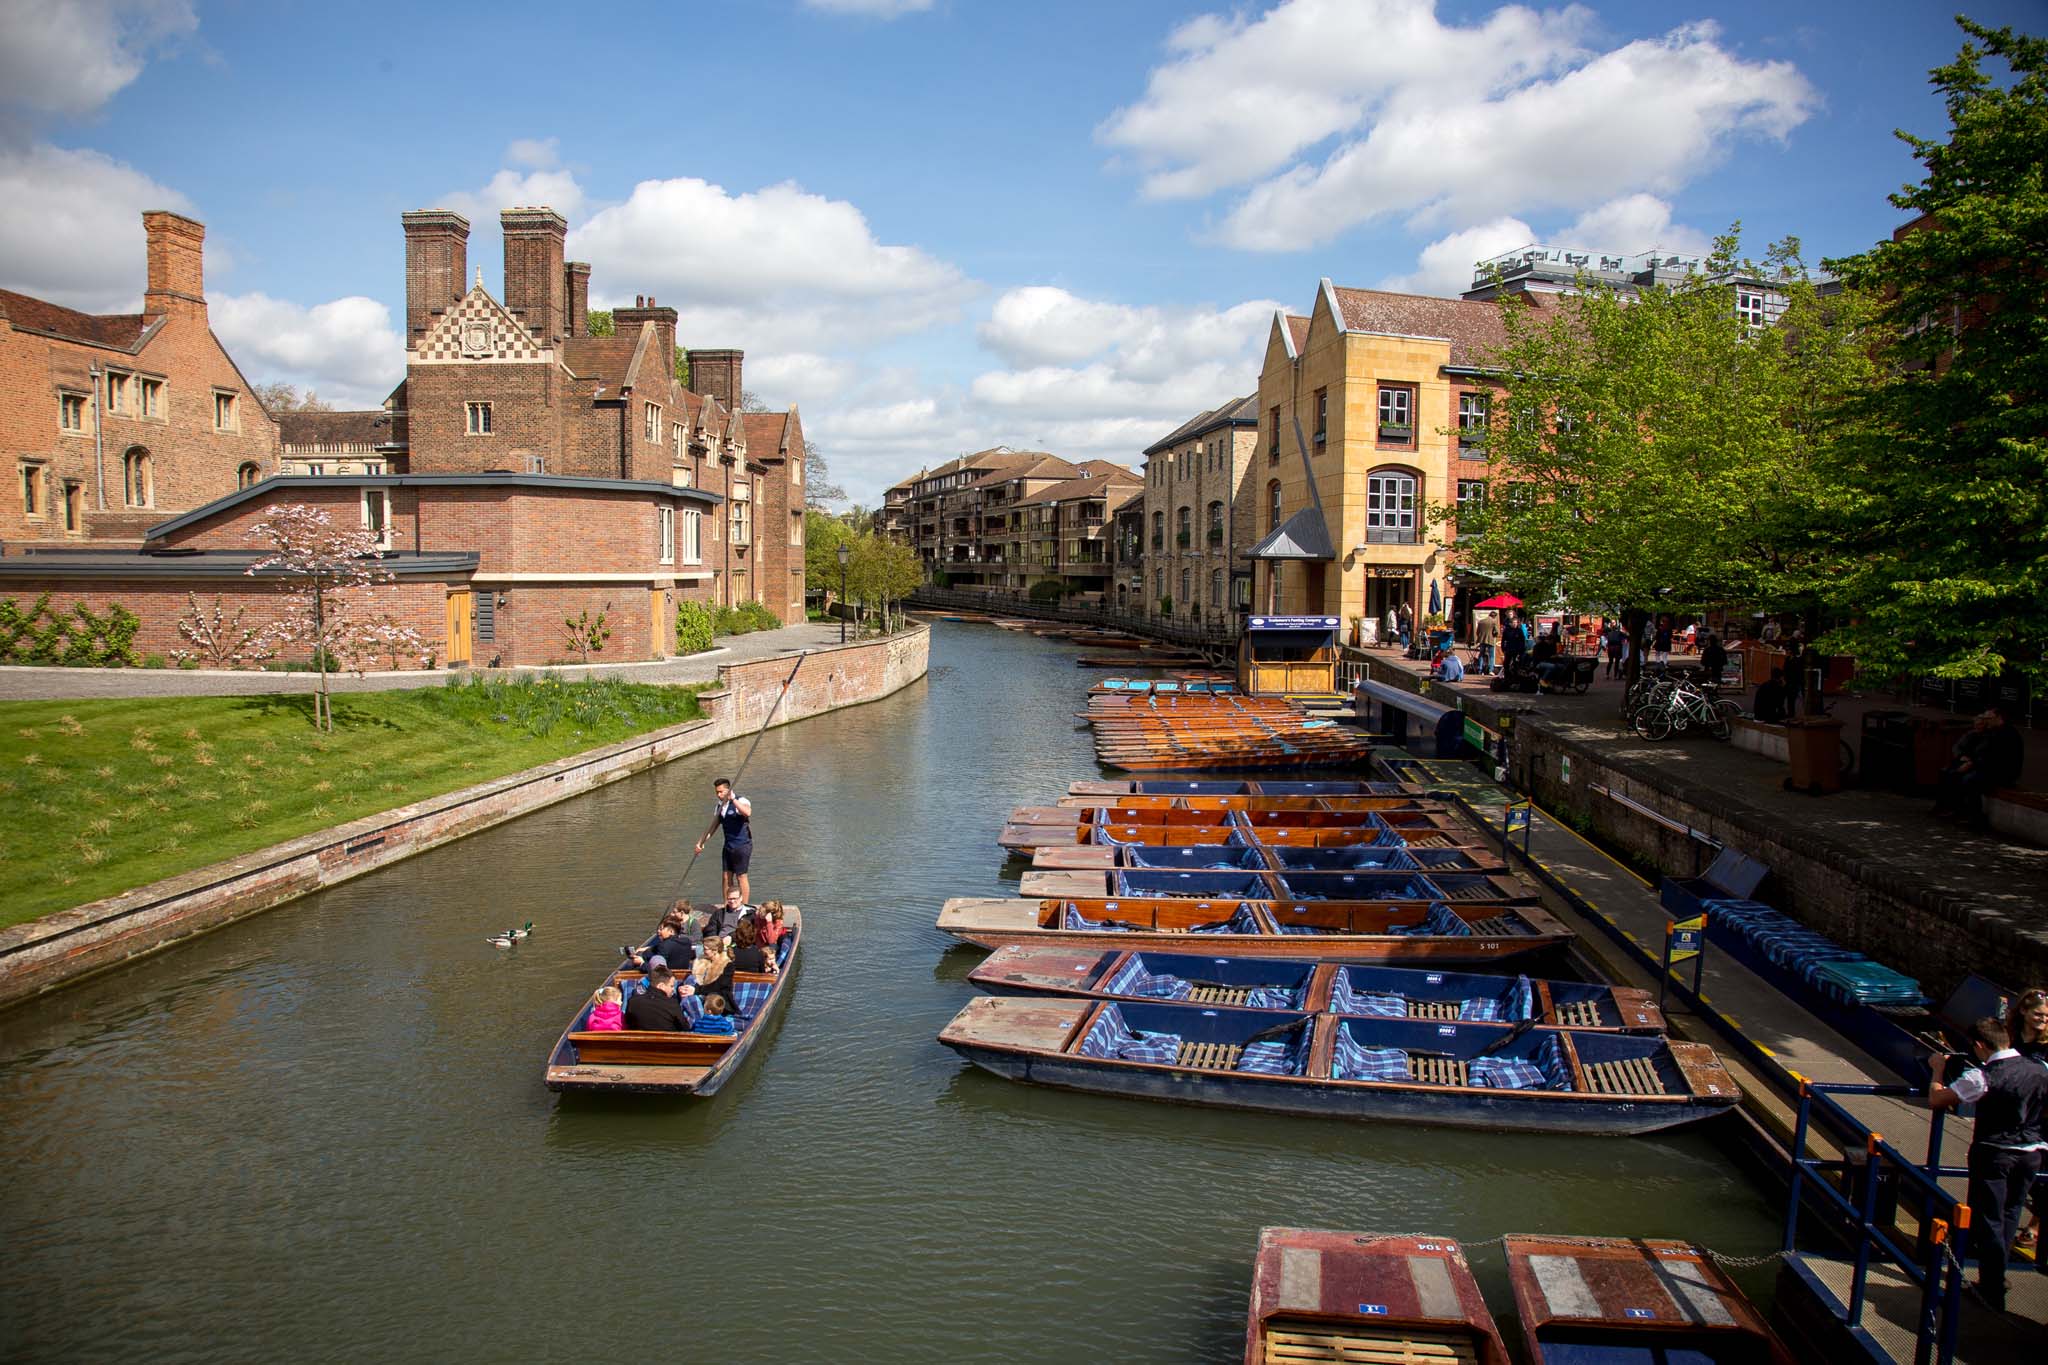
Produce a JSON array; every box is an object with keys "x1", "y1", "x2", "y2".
[
  {"x1": 565, "y1": 261, "x2": 591, "y2": 337},
  {"x1": 401, "y1": 209, "x2": 469, "y2": 345},
  {"x1": 615, "y1": 295, "x2": 678, "y2": 381},
  {"x1": 142, "y1": 210, "x2": 207, "y2": 317},
  {"x1": 501, "y1": 207, "x2": 567, "y2": 344},
  {"x1": 686, "y1": 348, "x2": 744, "y2": 410}
]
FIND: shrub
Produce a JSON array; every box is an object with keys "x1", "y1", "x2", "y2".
[
  {"x1": 674, "y1": 600, "x2": 715, "y2": 655},
  {"x1": 1027, "y1": 580, "x2": 1065, "y2": 603},
  {"x1": 0, "y1": 594, "x2": 141, "y2": 667},
  {"x1": 711, "y1": 601, "x2": 781, "y2": 637},
  {"x1": 143, "y1": 654, "x2": 168, "y2": 669}
]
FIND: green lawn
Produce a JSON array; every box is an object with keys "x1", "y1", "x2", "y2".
[{"x1": 0, "y1": 676, "x2": 706, "y2": 929}]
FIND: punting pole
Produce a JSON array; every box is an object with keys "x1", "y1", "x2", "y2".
[{"x1": 661, "y1": 649, "x2": 809, "y2": 908}]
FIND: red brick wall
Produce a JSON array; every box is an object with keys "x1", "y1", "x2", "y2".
[{"x1": 404, "y1": 361, "x2": 566, "y2": 475}]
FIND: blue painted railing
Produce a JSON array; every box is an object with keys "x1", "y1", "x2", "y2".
[{"x1": 1783, "y1": 1080, "x2": 1968, "y2": 1365}]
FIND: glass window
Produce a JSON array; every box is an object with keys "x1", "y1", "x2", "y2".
[
  {"x1": 659, "y1": 507, "x2": 676, "y2": 564},
  {"x1": 213, "y1": 391, "x2": 238, "y2": 431},
  {"x1": 59, "y1": 393, "x2": 86, "y2": 432},
  {"x1": 122, "y1": 449, "x2": 151, "y2": 507},
  {"x1": 1210, "y1": 568, "x2": 1224, "y2": 606},
  {"x1": 140, "y1": 378, "x2": 163, "y2": 419},
  {"x1": 645, "y1": 402, "x2": 662, "y2": 442},
  {"x1": 106, "y1": 372, "x2": 131, "y2": 415},
  {"x1": 1366, "y1": 470, "x2": 1418, "y2": 543},
  {"x1": 1267, "y1": 480, "x2": 1282, "y2": 532},
  {"x1": 681, "y1": 510, "x2": 702, "y2": 564},
  {"x1": 361, "y1": 488, "x2": 390, "y2": 546},
  {"x1": 466, "y1": 401, "x2": 492, "y2": 435},
  {"x1": 1737, "y1": 291, "x2": 1766, "y2": 327},
  {"x1": 1313, "y1": 388, "x2": 1328, "y2": 442},
  {"x1": 1457, "y1": 393, "x2": 1488, "y2": 450},
  {"x1": 20, "y1": 462, "x2": 44, "y2": 515},
  {"x1": 1376, "y1": 386, "x2": 1412, "y2": 441},
  {"x1": 237, "y1": 462, "x2": 261, "y2": 489}
]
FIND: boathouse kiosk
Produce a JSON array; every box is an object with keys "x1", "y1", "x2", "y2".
[{"x1": 1238, "y1": 615, "x2": 1342, "y2": 696}]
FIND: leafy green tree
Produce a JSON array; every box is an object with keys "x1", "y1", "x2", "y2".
[
  {"x1": 803, "y1": 440, "x2": 848, "y2": 510},
  {"x1": 804, "y1": 507, "x2": 853, "y2": 596},
  {"x1": 584, "y1": 308, "x2": 688, "y2": 382},
  {"x1": 844, "y1": 530, "x2": 921, "y2": 634},
  {"x1": 1819, "y1": 19, "x2": 2048, "y2": 685},
  {"x1": 1443, "y1": 230, "x2": 1871, "y2": 628}
]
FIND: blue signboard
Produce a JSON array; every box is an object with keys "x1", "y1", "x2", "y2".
[{"x1": 1248, "y1": 616, "x2": 1340, "y2": 631}]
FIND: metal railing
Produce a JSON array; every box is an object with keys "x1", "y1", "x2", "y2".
[
  {"x1": 908, "y1": 585, "x2": 1238, "y2": 652},
  {"x1": 1783, "y1": 1080, "x2": 1970, "y2": 1365}
]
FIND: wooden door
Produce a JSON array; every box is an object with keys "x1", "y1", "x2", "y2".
[
  {"x1": 445, "y1": 590, "x2": 472, "y2": 666},
  {"x1": 650, "y1": 588, "x2": 667, "y2": 657}
]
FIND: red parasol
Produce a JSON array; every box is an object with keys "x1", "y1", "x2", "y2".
[{"x1": 1473, "y1": 593, "x2": 1523, "y2": 609}]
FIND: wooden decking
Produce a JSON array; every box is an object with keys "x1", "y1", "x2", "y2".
[
  {"x1": 1581, "y1": 1056, "x2": 1671, "y2": 1096},
  {"x1": 1177, "y1": 1040, "x2": 1246, "y2": 1070},
  {"x1": 1260, "y1": 1319, "x2": 1481, "y2": 1364}
]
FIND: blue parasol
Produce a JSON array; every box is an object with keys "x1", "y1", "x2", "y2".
[{"x1": 1427, "y1": 577, "x2": 1441, "y2": 615}]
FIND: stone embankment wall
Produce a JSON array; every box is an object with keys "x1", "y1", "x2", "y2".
[
  {"x1": 1358, "y1": 655, "x2": 2047, "y2": 998},
  {"x1": 0, "y1": 626, "x2": 929, "y2": 1008}
]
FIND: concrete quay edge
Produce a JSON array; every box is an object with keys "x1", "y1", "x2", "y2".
[{"x1": 0, "y1": 625, "x2": 929, "y2": 1008}]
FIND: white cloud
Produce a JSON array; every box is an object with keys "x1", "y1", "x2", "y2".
[
  {"x1": 1381, "y1": 195, "x2": 1715, "y2": 297},
  {"x1": 978, "y1": 287, "x2": 1280, "y2": 379},
  {"x1": 0, "y1": 142, "x2": 194, "y2": 312},
  {"x1": 443, "y1": 158, "x2": 586, "y2": 227},
  {"x1": 505, "y1": 137, "x2": 561, "y2": 169},
  {"x1": 210, "y1": 293, "x2": 404, "y2": 409},
  {"x1": 569, "y1": 175, "x2": 975, "y2": 350},
  {"x1": 800, "y1": 0, "x2": 934, "y2": 16},
  {"x1": 1558, "y1": 192, "x2": 1714, "y2": 258},
  {"x1": 745, "y1": 351, "x2": 857, "y2": 407},
  {"x1": 1380, "y1": 216, "x2": 1536, "y2": 296},
  {"x1": 0, "y1": 0, "x2": 197, "y2": 118},
  {"x1": 1103, "y1": 2, "x2": 1815, "y2": 253}
]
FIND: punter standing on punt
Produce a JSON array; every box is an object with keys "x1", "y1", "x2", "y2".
[{"x1": 696, "y1": 777, "x2": 753, "y2": 906}]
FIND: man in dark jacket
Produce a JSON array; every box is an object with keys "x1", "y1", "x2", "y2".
[
  {"x1": 1937, "y1": 708, "x2": 2026, "y2": 828},
  {"x1": 623, "y1": 965, "x2": 689, "y2": 1031},
  {"x1": 1930, "y1": 1016, "x2": 2048, "y2": 1309}
]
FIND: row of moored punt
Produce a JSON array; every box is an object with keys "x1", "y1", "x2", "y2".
[{"x1": 1085, "y1": 691, "x2": 1377, "y2": 771}]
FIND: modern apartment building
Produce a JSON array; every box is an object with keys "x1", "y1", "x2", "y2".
[
  {"x1": 1139, "y1": 395, "x2": 1259, "y2": 627},
  {"x1": 885, "y1": 448, "x2": 1140, "y2": 599}
]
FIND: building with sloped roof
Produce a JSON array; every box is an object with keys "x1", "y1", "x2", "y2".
[
  {"x1": 1140, "y1": 394, "x2": 1259, "y2": 627},
  {"x1": 1, "y1": 212, "x2": 281, "y2": 547},
  {"x1": 1011, "y1": 465, "x2": 1143, "y2": 602}
]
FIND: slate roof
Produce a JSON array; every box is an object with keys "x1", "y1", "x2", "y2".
[
  {"x1": 1143, "y1": 395, "x2": 1258, "y2": 455},
  {"x1": 0, "y1": 288, "x2": 154, "y2": 350},
  {"x1": 1329, "y1": 287, "x2": 1542, "y2": 366},
  {"x1": 277, "y1": 409, "x2": 397, "y2": 449},
  {"x1": 1246, "y1": 506, "x2": 1336, "y2": 561},
  {"x1": 1015, "y1": 471, "x2": 1141, "y2": 507}
]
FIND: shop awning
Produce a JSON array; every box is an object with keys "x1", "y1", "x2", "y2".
[{"x1": 1244, "y1": 507, "x2": 1336, "y2": 561}]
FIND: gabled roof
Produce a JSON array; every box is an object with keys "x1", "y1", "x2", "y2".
[
  {"x1": 1108, "y1": 486, "x2": 1145, "y2": 514},
  {"x1": 741, "y1": 410, "x2": 802, "y2": 459},
  {"x1": 1284, "y1": 315, "x2": 1310, "y2": 354},
  {"x1": 970, "y1": 453, "x2": 1078, "y2": 488},
  {"x1": 1326, "y1": 285, "x2": 1540, "y2": 367},
  {"x1": 1015, "y1": 471, "x2": 1141, "y2": 507},
  {"x1": 1074, "y1": 459, "x2": 1141, "y2": 480},
  {"x1": 562, "y1": 336, "x2": 642, "y2": 391},
  {"x1": 0, "y1": 288, "x2": 155, "y2": 350},
  {"x1": 1143, "y1": 395, "x2": 1258, "y2": 455},
  {"x1": 1246, "y1": 506, "x2": 1335, "y2": 561},
  {"x1": 278, "y1": 410, "x2": 397, "y2": 449}
]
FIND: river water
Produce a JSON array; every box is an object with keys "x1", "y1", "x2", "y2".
[{"x1": 0, "y1": 623, "x2": 1783, "y2": 1363}]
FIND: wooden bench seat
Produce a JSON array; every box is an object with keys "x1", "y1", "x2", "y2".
[
  {"x1": 1582, "y1": 1057, "x2": 1670, "y2": 1096},
  {"x1": 1262, "y1": 1318, "x2": 1479, "y2": 1364},
  {"x1": 1552, "y1": 1000, "x2": 1603, "y2": 1028},
  {"x1": 567, "y1": 1030, "x2": 737, "y2": 1067},
  {"x1": 1409, "y1": 1055, "x2": 1469, "y2": 1087},
  {"x1": 1176, "y1": 1040, "x2": 1245, "y2": 1070},
  {"x1": 1406, "y1": 999, "x2": 1459, "y2": 1021},
  {"x1": 1189, "y1": 985, "x2": 1251, "y2": 1006}
]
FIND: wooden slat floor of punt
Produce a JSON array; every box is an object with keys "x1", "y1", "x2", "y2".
[
  {"x1": 1176, "y1": 1040, "x2": 1245, "y2": 1070},
  {"x1": 1583, "y1": 1056, "x2": 1670, "y2": 1095},
  {"x1": 1189, "y1": 985, "x2": 1251, "y2": 1005},
  {"x1": 1410, "y1": 1056, "x2": 1469, "y2": 1086},
  {"x1": 1263, "y1": 1320, "x2": 1479, "y2": 1364},
  {"x1": 1553, "y1": 1000, "x2": 1602, "y2": 1028},
  {"x1": 1467, "y1": 916, "x2": 1520, "y2": 936},
  {"x1": 1401, "y1": 832, "x2": 1454, "y2": 848},
  {"x1": 1407, "y1": 999, "x2": 1458, "y2": 1020}
]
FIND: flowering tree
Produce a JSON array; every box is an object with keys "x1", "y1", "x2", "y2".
[
  {"x1": 247, "y1": 504, "x2": 429, "y2": 730},
  {"x1": 172, "y1": 592, "x2": 265, "y2": 668}
]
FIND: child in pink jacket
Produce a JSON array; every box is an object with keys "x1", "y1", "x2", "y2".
[{"x1": 585, "y1": 985, "x2": 624, "y2": 1031}]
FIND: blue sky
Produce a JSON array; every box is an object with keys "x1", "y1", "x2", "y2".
[{"x1": 1, "y1": 0, "x2": 2032, "y2": 505}]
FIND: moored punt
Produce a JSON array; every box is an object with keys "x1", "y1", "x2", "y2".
[
  {"x1": 1086, "y1": 692, "x2": 1376, "y2": 771},
  {"x1": 1069, "y1": 779, "x2": 1398, "y2": 797},
  {"x1": 543, "y1": 907, "x2": 801, "y2": 1095},
  {"x1": 1503, "y1": 1234, "x2": 1794, "y2": 1364},
  {"x1": 1028, "y1": 839, "x2": 1507, "y2": 876},
  {"x1": 1246, "y1": 1228, "x2": 1512, "y2": 1365},
  {"x1": 936, "y1": 896, "x2": 1572, "y2": 963},
  {"x1": 1014, "y1": 867, "x2": 1534, "y2": 904},
  {"x1": 1000, "y1": 805, "x2": 1490, "y2": 853},
  {"x1": 936, "y1": 996, "x2": 1739, "y2": 1134},
  {"x1": 967, "y1": 945, "x2": 1664, "y2": 1032}
]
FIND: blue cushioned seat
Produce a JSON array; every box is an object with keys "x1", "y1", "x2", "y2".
[
  {"x1": 1116, "y1": 1032, "x2": 1182, "y2": 1064},
  {"x1": 1236, "y1": 1038, "x2": 1303, "y2": 1075},
  {"x1": 677, "y1": 993, "x2": 706, "y2": 1024},
  {"x1": 732, "y1": 979, "x2": 773, "y2": 1024},
  {"x1": 1331, "y1": 1027, "x2": 1410, "y2": 1082},
  {"x1": 1469, "y1": 1056, "x2": 1546, "y2": 1090},
  {"x1": 1244, "y1": 986, "x2": 1299, "y2": 1009},
  {"x1": 1536, "y1": 1033, "x2": 1574, "y2": 1091}
]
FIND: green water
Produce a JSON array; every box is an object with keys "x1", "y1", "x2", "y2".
[{"x1": 0, "y1": 623, "x2": 1783, "y2": 1362}]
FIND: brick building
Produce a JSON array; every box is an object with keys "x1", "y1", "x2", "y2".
[
  {"x1": 889, "y1": 448, "x2": 1140, "y2": 598},
  {"x1": 1139, "y1": 395, "x2": 1258, "y2": 627},
  {"x1": 1, "y1": 211, "x2": 280, "y2": 547}
]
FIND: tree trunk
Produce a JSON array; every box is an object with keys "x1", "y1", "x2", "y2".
[{"x1": 313, "y1": 581, "x2": 331, "y2": 731}]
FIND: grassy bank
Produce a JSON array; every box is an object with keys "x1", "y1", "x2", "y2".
[{"x1": 0, "y1": 676, "x2": 706, "y2": 929}]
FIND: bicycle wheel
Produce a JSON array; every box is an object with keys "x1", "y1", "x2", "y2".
[
  {"x1": 1838, "y1": 739, "x2": 1856, "y2": 778},
  {"x1": 1634, "y1": 707, "x2": 1673, "y2": 740}
]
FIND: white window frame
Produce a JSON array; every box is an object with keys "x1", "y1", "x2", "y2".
[
  {"x1": 1376, "y1": 386, "x2": 1412, "y2": 440},
  {"x1": 1736, "y1": 291, "x2": 1766, "y2": 327},
  {"x1": 672, "y1": 421, "x2": 685, "y2": 460},
  {"x1": 361, "y1": 488, "x2": 392, "y2": 548},
  {"x1": 658, "y1": 506, "x2": 676, "y2": 564},
  {"x1": 730, "y1": 482, "x2": 752, "y2": 545},
  {"x1": 645, "y1": 402, "x2": 662, "y2": 442},
  {"x1": 681, "y1": 509, "x2": 702, "y2": 564},
  {"x1": 465, "y1": 401, "x2": 492, "y2": 436},
  {"x1": 1366, "y1": 470, "x2": 1418, "y2": 542}
]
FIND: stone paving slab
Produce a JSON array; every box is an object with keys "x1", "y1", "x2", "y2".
[
  {"x1": 0, "y1": 622, "x2": 849, "y2": 700},
  {"x1": 1358, "y1": 643, "x2": 2048, "y2": 960}
]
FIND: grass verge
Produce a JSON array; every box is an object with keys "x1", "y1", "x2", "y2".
[{"x1": 0, "y1": 675, "x2": 706, "y2": 929}]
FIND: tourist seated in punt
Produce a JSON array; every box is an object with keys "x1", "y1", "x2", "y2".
[
  {"x1": 623, "y1": 964, "x2": 690, "y2": 1032},
  {"x1": 709, "y1": 919, "x2": 775, "y2": 1001},
  {"x1": 703, "y1": 889, "x2": 749, "y2": 941},
  {"x1": 691, "y1": 992, "x2": 737, "y2": 1036},
  {"x1": 632, "y1": 907, "x2": 697, "y2": 972},
  {"x1": 586, "y1": 985, "x2": 625, "y2": 1032},
  {"x1": 691, "y1": 936, "x2": 732, "y2": 993},
  {"x1": 755, "y1": 901, "x2": 788, "y2": 948}
]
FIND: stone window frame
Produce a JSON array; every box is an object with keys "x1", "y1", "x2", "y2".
[
  {"x1": 645, "y1": 402, "x2": 662, "y2": 443},
  {"x1": 1365, "y1": 465, "x2": 1421, "y2": 544},
  {"x1": 681, "y1": 509, "x2": 703, "y2": 564},
  {"x1": 1376, "y1": 384, "x2": 1416, "y2": 449},
  {"x1": 105, "y1": 369, "x2": 133, "y2": 417},
  {"x1": 1267, "y1": 478, "x2": 1283, "y2": 534},
  {"x1": 58, "y1": 389, "x2": 89, "y2": 435},
  {"x1": 237, "y1": 462, "x2": 262, "y2": 490},
  {"x1": 730, "y1": 481, "x2": 752, "y2": 546},
  {"x1": 20, "y1": 460, "x2": 48, "y2": 518},
  {"x1": 1313, "y1": 387, "x2": 1329, "y2": 447},
  {"x1": 1211, "y1": 566, "x2": 1224, "y2": 608},
  {"x1": 658, "y1": 506, "x2": 676, "y2": 565},
  {"x1": 61, "y1": 478, "x2": 84, "y2": 534},
  {"x1": 361, "y1": 487, "x2": 392, "y2": 549},
  {"x1": 465, "y1": 401, "x2": 493, "y2": 436},
  {"x1": 212, "y1": 389, "x2": 240, "y2": 433},
  {"x1": 121, "y1": 447, "x2": 153, "y2": 508},
  {"x1": 672, "y1": 421, "x2": 685, "y2": 462},
  {"x1": 139, "y1": 376, "x2": 165, "y2": 421},
  {"x1": 789, "y1": 508, "x2": 803, "y2": 547}
]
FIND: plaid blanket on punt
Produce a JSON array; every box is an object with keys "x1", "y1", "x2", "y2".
[
  {"x1": 1188, "y1": 904, "x2": 1262, "y2": 935},
  {"x1": 1245, "y1": 986, "x2": 1299, "y2": 1009},
  {"x1": 1537, "y1": 1032, "x2": 1574, "y2": 1091},
  {"x1": 1117, "y1": 1031, "x2": 1182, "y2": 1063},
  {"x1": 1075, "y1": 1004, "x2": 1182, "y2": 1062},
  {"x1": 1236, "y1": 1035, "x2": 1305, "y2": 1075},
  {"x1": 1065, "y1": 906, "x2": 1142, "y2": 932},
  {"x1": 1459, "y1": 996, "x2": 1503, "y2": 1021},
  {"x1": 1331, "y1": 1027, "x2": 1411, "y2": 1082},
  {"x1": 732, "y1": 979, "x2": 774, "y2": 1026},
  {"x1": 1468, "y1": 1056, "x2": 1545, "y2": 1090},
  {"x1": 1101, "y1": 955, "x2": 1193, "y2": 1001},
  {"x1": 1331, "y1": 972, "x2": 1408, "y2": 1017},
  {"x1": 1399, "y1": 902, "x2": 1472, "y2": 937}
]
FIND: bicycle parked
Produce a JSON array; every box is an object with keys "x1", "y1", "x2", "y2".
[{"x1": 1623, "y1": 668, "x2": 1742, "y2": 742}]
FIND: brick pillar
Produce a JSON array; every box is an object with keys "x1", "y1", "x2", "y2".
[
  {"x1": 565, "y1": 261, "x2": 591, "y2": 337},
  {"x1": 401, "y1": 210, "x2": 469, "y2": 345},
  {"x1": 614, "y1": 297, "x2": 678, "y2": 378},
  {"x1": 142, "y1": 211, "x2": 207, "y2": 317},
  {"x1": 686, "y1": 348, "x2": 744, "y2": 410},
  {"x1": 500, "y1": 207, "x2": 567, "y2": 344}
]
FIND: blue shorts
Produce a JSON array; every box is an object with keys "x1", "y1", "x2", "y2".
[{"x1": 722, "y1": 841, "x2": 752, "y2": 876}]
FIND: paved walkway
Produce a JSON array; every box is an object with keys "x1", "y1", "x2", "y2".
[
  {"x1": 0, "y1": 622, "x2": 848, "y2": 700},
  {"x1": 1360, "y1": 642, "x2": 2048, "y2": 963}
]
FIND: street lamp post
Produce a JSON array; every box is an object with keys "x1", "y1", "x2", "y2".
[{"x1": 837, "y1": 542, "x2": 850, "y2": 644}]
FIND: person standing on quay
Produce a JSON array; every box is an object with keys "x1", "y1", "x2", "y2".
[
  {"x1": 1472, "y1": 611, "x2": 1499, "y2": 676},
  {"x1": 1928, "y1": 1016, "x2": 2048, "y2": 1311},
  {"x1": 695, "y1": 777, "x2": 754, "y2": 906}
]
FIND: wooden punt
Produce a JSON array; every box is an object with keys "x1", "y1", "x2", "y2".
[
  {"x1": 1069, "y1": 779, "x2": 1398, "y2": 796},
  {"x1": 936, "y1": 996, "x2": 1739, "y2": 1135},
  {"x1": 966, "y1": 945, "x2": 1664, "y2": 1032},
  {"x1": 937, "y1": 896, "x2": 1572, "y2": 964},
  {"x1": 542, "y1": 907, "x2": 801, "y2": 1095},
  {"x1": 1246, "y1": 1228, "x2": 1512, "y2": 1365},
  {"x1": 1086, "y1": 694, "x2": 1376, "y2": 771},
  {"x1": 1502, "y1": 1234, "x2": 1793, "y2": 1364},
  {"x1": 1000, "y1": 806, "x2": 1487, "y2": 853},
  {"x1": 1028, "y1": 840, "x2": 1508, "y2": 877},
  {"x1": 1013, "y1": 866, "x2": 1535, "y2": 904}
]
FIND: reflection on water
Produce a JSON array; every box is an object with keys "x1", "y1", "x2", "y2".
[{"x1": 0, "y1": 624, "x2": 1782, "y2": 1363}]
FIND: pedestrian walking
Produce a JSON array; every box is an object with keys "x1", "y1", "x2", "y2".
[
  {"x1": 1603, "y1": 621, "x2": 1626, "y2": 679},
  {"x1": 1383, "y1": 605, "x2": 1399, "y2": 649},
  {"x1": 1929, "y1": 1016, "x2": 2048, "y2": 1311},
  {"x1": 1651, "y1": 616, "x2": 1674, "y2": 667},
  {"x1": 1473, "y1": 611, "x2": 1499, "y2": 676},
  {"x1": 694, "y1": 777, "x2": 754, "y2": 906}
]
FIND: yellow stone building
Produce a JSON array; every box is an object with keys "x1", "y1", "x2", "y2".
[{"x1": 1250, "y1": 279, "x2": 1515, "y2": 637}]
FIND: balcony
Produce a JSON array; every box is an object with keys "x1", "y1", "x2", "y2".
[{"x1": 1206, "y1": 527, "x2": 1224, "y2": 546}]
